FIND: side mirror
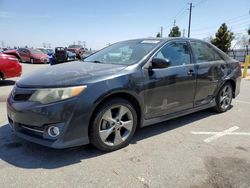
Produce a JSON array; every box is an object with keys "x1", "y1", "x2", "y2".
[{"x1": 151, "y1": 58, "x2": 170, "y2": 69}]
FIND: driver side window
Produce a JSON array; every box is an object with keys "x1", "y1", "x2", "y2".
[{"x1": 155, "y1": 42, "x2": 191, "y2": 66}]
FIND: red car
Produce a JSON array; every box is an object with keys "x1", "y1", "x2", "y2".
[
  {"x1": 17, "y1": 48, "x2": 49, "y2": 64},
  {"x1": 67, "y1": 45, "x2": 85, "y2": 59},
  {"x1": 2, "y1": 49, "x2": 21, "y2": 62},
  {"x1": 0, "y1": 53, "x2": 22, "y2": 80}
]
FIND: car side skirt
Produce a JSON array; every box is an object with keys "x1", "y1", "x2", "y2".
[{"x1": 142, "y1": 99, "x2": 216, "y2": 127}]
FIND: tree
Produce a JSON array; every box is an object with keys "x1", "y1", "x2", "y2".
[
  {"x1": 233, "y1": 34, "x2": 248, "y2": 49},
  {"x1": 168, "y1": 26, "x2": 181, "y2": 37},
  {"x1": 156, "y1": 32, "x2": 161, "y2": 38},
  {"x1": 248, "y1": 28, "x2": 250, "y2": 44},
  {"x1": 203, "y1": 36, "x2": 213, "y2": 42},
  {"x1": 211, "y1": 23, "x2": 234, "y2": 52}
]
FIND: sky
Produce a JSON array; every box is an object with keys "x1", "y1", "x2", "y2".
[{"x1": 0, "y1": 0, "x2": 249, "y2": 49}]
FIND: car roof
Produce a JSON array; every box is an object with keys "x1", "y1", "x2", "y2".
[{"x1": 122, "y1": 37, "x2": 206, "y2": 43}]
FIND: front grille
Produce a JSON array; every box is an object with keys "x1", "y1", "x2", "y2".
[{"x1": 8, "y1": 116, "x2": 45, "y2": 138}]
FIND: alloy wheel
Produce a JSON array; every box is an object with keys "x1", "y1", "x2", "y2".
[
  {"x1": 99, "y1": 105, "x2": 134, "y2": 146},
  {"x1": 219, "y1": 85, "x2": 232, "y2": 110}
]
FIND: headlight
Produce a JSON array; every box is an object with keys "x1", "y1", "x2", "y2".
[{"x1": 29, "y1": 86, "x2": 87, "y2": 104}]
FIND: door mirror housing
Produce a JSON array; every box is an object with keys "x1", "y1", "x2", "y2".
[{"x1": 151, "y1": 58, "x2": 170, "y2": 69}]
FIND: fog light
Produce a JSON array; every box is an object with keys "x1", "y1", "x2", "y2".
[{"x1": 48, "y1": 126, "x2": 60, "y2": 138}]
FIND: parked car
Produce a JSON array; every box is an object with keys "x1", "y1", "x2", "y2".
[
  {"x1": 7, "y1": 38, "x2": 241, "y2": 151},
  {"x1": 37, "y1": 48, "x2": 54, "y2": 63},
  {"x1": 67, "y1": 45, "x2": 85, "y2": 59},
  {"x1": 81, "y1": 50, "x2": 94, "y2": 60},
  {"x1": 0, "y1": 53, "x2": 22, "y2": 80},
  {"x1": 17, "y1": 48, "x2": 49, "y2": 64},
  {"x1": 66, "y1": 50, "x2": 76, "y2": 60},
  {"x1": 54, "y1": 47, "x2": 67, "y2": 63},
  {"x1": 2, "y1": 49, "x2": 21, "y2": 62},
  {"x1": 53, "y1": 47, "x2": 76, "y2": 64}
]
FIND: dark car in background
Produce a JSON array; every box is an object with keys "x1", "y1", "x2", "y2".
[
  {"x1": 67, "y1": 44, "x2": 85, "y2": 59},
  {"x1": 0, "y1": 53, "x2": 22, "y2": 80},
  {"x1": 17, "y1": 48, "x2": 49, "y2": 64},
  {"x1": 7, "y1": 38, "x2": 241, "y2": 151},
  {"x1": 53, "y1": 47, "x2": 76, "y2": 64}
]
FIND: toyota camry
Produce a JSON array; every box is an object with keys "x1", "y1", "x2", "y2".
[{"x1": 7, "y1": 38, "x2": 241, "y2": 151}]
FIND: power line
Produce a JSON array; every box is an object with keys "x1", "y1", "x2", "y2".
[
  {"x1": 174, "y1": 4, "x2": 187, "y2": 19},
  {"x1": 195, "y1": 0, "x2": 207, "y2": 7},
  {"x1": 165, "y1": 3, "x2": 188, "y2": 29},
  {"x1": 192, "y1": 15, "x2": 250, "y2": 32},
  {"x1": 191, "y1": 19, "x2": 250, "y2": 34}
]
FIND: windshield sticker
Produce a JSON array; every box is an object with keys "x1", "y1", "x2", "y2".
[{"x1": 141, "y1": 40, "x2": 160, "y2": 44}]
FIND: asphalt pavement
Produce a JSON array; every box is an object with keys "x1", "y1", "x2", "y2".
[{"x1": 0, "y1": 63, "x2": 250, "y2": 188}]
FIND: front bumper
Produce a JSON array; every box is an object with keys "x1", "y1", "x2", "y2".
[
  {"x1": 34, "y1": 58, "x2": 48, "y2": 63},
  {"x1": 7, "y1": 87, "x2": 91, "y2": 148}
]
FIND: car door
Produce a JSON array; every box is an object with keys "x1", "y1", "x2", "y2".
[
  {"x1": 189, "y1": 40, "x2": 227, "y2": 107},
  {"x1": 18, "y1": 49, "x2": 25, "y2": 62},
  {"x1": 23, "y1": 49, "x2": 31, "y2": 62},
  {"x1": 143, "y1": 40, "x2": 196, "y2": 119}
]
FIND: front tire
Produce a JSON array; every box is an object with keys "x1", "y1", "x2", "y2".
[
  {"x1": 214, "y1": 83, "x2": 233, "y2": 113},
  {"x1": 90, "y1": 98, "x2": 137, "y2": 152}
]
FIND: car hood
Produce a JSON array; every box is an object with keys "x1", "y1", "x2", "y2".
[
  {"x1": 32, "y1": 54, "x2": 48, "y2": 59},
  {"x1": 17, "y1": 61, "x2": 127, "y2": 88}
]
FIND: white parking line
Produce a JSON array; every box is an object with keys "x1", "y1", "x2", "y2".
[
  {"x1": 234, "y1": 99, "x2": 250, "y2": 105},
  {"x1": 191, "y1": 126, "x2": 250, "y2": 143},
  {"x1": 0, "y1": 121, "x2": 8, "y2": 126}
]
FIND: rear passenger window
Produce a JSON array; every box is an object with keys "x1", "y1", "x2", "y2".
[
  {"x1": 155, "y1": 42, "x2": 191, "y2": 66},
  {"x1": 190, "y1": 41, "x2": 223, "y2": 63}
]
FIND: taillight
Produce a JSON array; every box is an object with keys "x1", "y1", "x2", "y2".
[{"x1": 7, "y1": 57, "x2": 18, "y2": 61}]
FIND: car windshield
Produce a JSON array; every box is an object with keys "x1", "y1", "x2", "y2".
[
  {"x1": 47, "y1": 49, "x2": 54, "y2": 54},
  {"x1": 30, "y1": 49, "x2": 44, "y2": 54},
  {"x1": 84, "y1": 40, "x2": 160, "y2": 65},
  {"x1": 38, "y1": 49, "x2": 47, "y2": 53},
  {"x1": 68, "y1": 45, "x2": 83, "y2": 48}
]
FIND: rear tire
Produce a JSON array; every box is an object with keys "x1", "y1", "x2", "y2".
[
  {"x1": 0, "y1": 73, "x2": 4, "y2": 80},
  {"x1": 213, "y1": 83, "x2": 233, "y2": 113},
  {"x1": 90, "y1": 98, "x2": 137, "y2": 152}
]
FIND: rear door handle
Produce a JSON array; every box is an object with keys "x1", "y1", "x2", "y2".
[{"x1": 187, "y1": 69, "x2": 195, "y2": 76}]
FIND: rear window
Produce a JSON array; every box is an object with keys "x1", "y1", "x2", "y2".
[{"x1": 190, "y1": 41, "x2": 223, "y2": 63}]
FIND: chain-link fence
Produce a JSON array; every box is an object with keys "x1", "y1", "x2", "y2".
[{"x1": 228, "y1": 47, "x2": 249, "y2": 62}]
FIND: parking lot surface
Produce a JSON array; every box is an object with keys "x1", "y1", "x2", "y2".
[{"x1": 0, "y1": 63, "x2": 250, "y2": 188}]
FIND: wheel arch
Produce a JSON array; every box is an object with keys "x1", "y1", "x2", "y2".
[
  {"x1": 89, "y1": 91, "x2": 143, "y2": 134},
  {"x1": 217, "y1": 78, "x2": 236, "y2": 98},
  {"x1": 0, "y1": 72, "x2": 4, "y2": 80}
]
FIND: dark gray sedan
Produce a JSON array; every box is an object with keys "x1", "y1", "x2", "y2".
[{"x1": 7, "y1": 38, "x2": 241, "y2": 151}]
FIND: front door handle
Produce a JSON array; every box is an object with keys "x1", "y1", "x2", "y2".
[{"x1": 187, "y1": 69, "x2": 195, "y2": 76}]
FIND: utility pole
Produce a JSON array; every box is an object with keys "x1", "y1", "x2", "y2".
[
  {"x1": 160, "y1": 26, "x2": 163, "y2": 37},
  {"x1": 188, "y1": 3, "x2": 194, "y2": 38},
  {"x1": 183, "y1": 29, "x2": 186, "y2": 37},
  {"x1": 173, "y1": 19, "x2": 176, "y2": 27}
]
